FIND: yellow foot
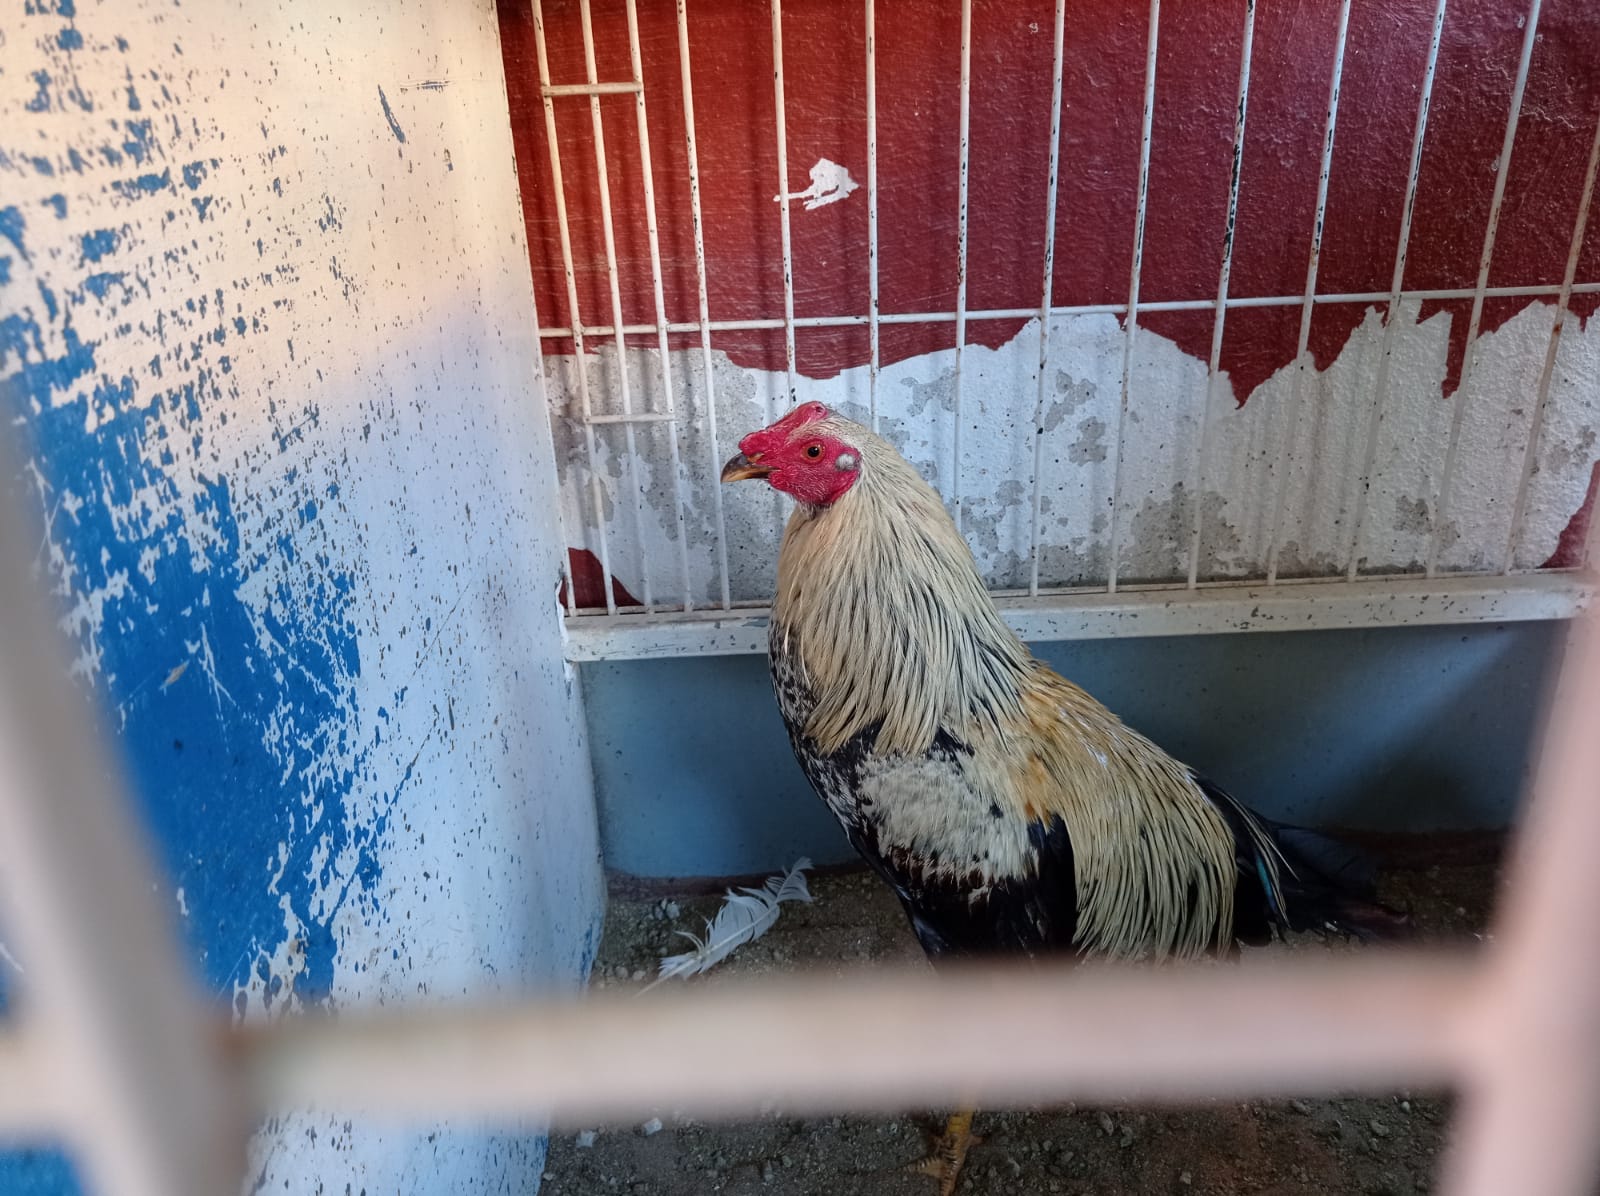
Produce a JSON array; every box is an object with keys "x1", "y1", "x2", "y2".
[{"x1": 909, "y1": 1110, "x2": 982, "y2": 1196}]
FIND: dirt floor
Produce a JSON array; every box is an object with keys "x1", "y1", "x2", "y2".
[{"x1": 544, "y1": 848, "x2": 1500, "y2": 1196}]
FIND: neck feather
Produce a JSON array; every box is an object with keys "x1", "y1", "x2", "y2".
[{"x1": 772, "y1": 424, "x2": 1033, "y2": 757}]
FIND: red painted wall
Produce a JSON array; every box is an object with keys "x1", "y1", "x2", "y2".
[
  {"x1": 501, "y1": 0, "x2": 1597, "y2": 396},
  {"x1": 499, "y1": 0, "x2": 1600, "y2": 598}
]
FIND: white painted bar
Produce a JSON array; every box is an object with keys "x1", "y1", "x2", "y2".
[
  {"x1": 769, "y1": 0, "x2": 796, "y2": 541},
  {"x1": 770, "y1": 0, "x2": 797, "y2": 406},
  {"x1": 675, "y1": 0, "x2": 733, "y2": 611},
  {"x1": 1428, "y1": 0, "x2": 1542, "y2": 578},
  {"x1": 245, "y1": 955, "x2": 1474, "y2": 1128},
  {"x1": 1504, "y1": 108, "x2": 1600, "y2": 574},
  {"x1": 533, "y1": 0, "x2": 620, "y2": 615},
  {"x1": 866, "y1": 0, "x2": 881, "y2": 433},
  {"x1": 1265, "y1": 0, "x2": 1352, "y2": 586},
  {"x1": 1188, "y1": 0, "x2": 1257, "y2": 589},
  {"x1": 1344, "y1": 0, "x2": 1448, "y2": 581},
  {"x1": 1028, "y1": 0, "x2": 1069, "y2": 598},
  {"x1": 562, "y1": 569, "x2": 1594, "y2": 661},
  {"x1": 541, "y1": 81, "x2": 642, "y2": 97},
  {"x1": 1441, "y1": 607, "x2": 1600, "y2": 1194},
  {"x1": 534, "y1": 279, "x2": 1600, "y2": 340},
  {"x1": 578, "y1": 0, "x2": 656, "y2": 611},
  {"x1": 624, "y1": 0, "x2": 695, "y2": 610},
  {"x1": 1105, "y1": 0, "x2": 1162, "y2": 595},
  {"x1": 582, "y1": 411, "x2": 680, "y2": 425},
  {"x1": 951, "y1": 0, "x2": 973, "y2": 530}
]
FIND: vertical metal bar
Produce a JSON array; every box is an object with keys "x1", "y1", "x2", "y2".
[
  {"x1": 1440, "y1": 608, "x2": 1600, "y2": 1196},
  {"x1": 1426, "y1": 0, "x2": 1542, "y2": 578},
  {"x1": 0, "y1": 426, "x2": 242, "y2": 1196},
  {"x1": 1105, "y1": 0, "x2": 1161, "y2": 594},
  {"x1": 1342, "y1": 0, "x2": 1448, "y2": 582},
  {"x1": 950, "y1": 0, "x2": 973, "y2": 528},
  {"x1": 624, "y1": 0, "x2": 695, "y2": 612},
  {"x1": 866, "y1": 0, "x2": 881, "y2": 435},
  {"x1": 1503, "y1": 106, "x2": 1600, "y2": 575},
  {"x1": 1028, "y1": 0, "x2": 1068, "y2": 598},
  {"x1": 533, "y1": 0, "x2": 620, "y2": 615},
  {"x1": 771, "y1": 0, "x2": 798, "y2": 409},
  {"x1": 1265, "y1": 0, "x2": 1352, "y2": 585},
  {"x1": 770, "y1": 0, "x2": 797, "y2": 540},
  {"x1": 578, "y1": 0, "x2": 656, "y2": 612},
  {"x1": 525, "y1": 175, "x2": 579, "y2": 621},
  {"x1": 676, "y1": 0, "x2": 733, "y2": 610},
  {"x1": 1186, "y1": 0, "x2": 1257, "y2": 589}
]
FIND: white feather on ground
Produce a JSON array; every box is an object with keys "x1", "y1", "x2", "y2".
[{"x1": 646, "y1": 859, "x2": 813, "y2": 989}]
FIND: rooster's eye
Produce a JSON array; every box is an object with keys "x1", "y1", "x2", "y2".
[{"x1": 805, "y1": 444, "x2": 822, "y2": 459}]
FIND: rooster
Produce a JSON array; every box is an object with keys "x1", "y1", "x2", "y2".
[{"x1": 721, "y1": 401, "x2": 1404, "y2": 1193}]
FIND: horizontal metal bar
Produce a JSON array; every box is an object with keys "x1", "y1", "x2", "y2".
[
  {"x1": 536, "y1": 280, "x2": 1600, "y2": 339},
  {"x1": 580, "y1": 411, "x2": 679, "y2": 425},
  {"x1": 242, "y1": 953, "x2": 1475, "y2": 1128},
  {"x1": 541, "y1": 81, "x2": 642, "y2": 96},
  {"x1": 563, "y1": 570, "x2": 1596, "y2": 661}
]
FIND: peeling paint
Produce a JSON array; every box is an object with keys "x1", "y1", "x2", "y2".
[{"x1": 541, "y1": 302, "x2": 1600, "y2": 606}]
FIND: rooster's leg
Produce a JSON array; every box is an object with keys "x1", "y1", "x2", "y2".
[{"x1": 909, "y1": 1109, "x2": 982, "y2": 1196}]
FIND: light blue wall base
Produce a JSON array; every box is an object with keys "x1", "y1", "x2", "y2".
[{"x1": 585, "y1": 621, "x2": 1564, "y2": 879}]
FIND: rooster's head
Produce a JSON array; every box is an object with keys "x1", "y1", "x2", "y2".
[{"x1": 720, "y1": 402, "x2": 862, "y2": 507}]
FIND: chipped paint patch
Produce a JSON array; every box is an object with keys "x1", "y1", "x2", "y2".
[
  {"x1": 377, "y1": 84, "x2": 407, "y2": 143},
  {"x1": 542, "y1": 303, "x2": 1600, "y2": 606}
]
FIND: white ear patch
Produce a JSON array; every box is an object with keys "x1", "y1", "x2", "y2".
[{"x1": 835, "y1": 452, "x2": 859, "y2": 471}]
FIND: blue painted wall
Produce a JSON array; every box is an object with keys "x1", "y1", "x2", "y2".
[
  {"x1": 585, "y1": 621, "x2": 1563, "y2": 879},
  {"x1": 1, "y1": 2, "x2": 602, "y2": 1191}
]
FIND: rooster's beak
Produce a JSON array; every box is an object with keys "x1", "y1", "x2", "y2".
[{"x1": 720, "y1": 452, "x2": 774, "y2": 483}]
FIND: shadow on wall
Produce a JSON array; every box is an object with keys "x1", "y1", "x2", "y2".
[{"x1": 584, "y1": 621, "x2": 1566, "y2": 881}]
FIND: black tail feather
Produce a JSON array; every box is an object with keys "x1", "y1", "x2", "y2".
[{"x1": 1193, "y1": 774, "x2": 1412, "y2": 945}]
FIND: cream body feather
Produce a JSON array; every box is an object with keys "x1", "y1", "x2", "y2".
[{"x1": 769, "y1": 414, "x2": 1272, "y2": 961}]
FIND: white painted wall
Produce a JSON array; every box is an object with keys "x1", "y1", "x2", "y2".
[
  {"x1": 2, "y1": 2, "x2": 601, "y2": 1191},
  {"x1": 542, "y1": 303, "x2": 1600, "y2": 607}
]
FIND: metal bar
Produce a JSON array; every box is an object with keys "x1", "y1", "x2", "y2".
[
  {"x1": 1427, "y1": 0, "x2": 1542, "y2": 578},
  {"x1": 770, "y1": 0, "x2": 796, "y2": 540},
  {"x1": 1343, "y1": 0, "x2": 1448, "y2": 582},
  {"x1": 1105, "y1": 0, "x2": 1161, "y2": 595},
  {"x1": 866, "y1": 0, "x2": 881, "y2": 433},
  {"x1": 1187, "y1": 0, "x2": 1257, "y2": 590},
  {"x1": 528, "y1": 210, "x2": 578, "y2": 623},
  {"x1": 1265, "y1": 0, "x2": 1352, "y2": 585},
  {"x1": 541, "y1": 81, "x2": 642, "y2": 97},
  {"x1": 561, "y1": 569, "x2": 1596, "y2": 661},
  {"x1": 535, "y1": 282, "x2": 1600, "y2": 340},
  {"x1": 950, "y1": 0, "x2": 973, "y2": 530},
  {"x1": 582, "y1": 411, "x2": 681, "y2": 425},
  {"x1": 1028, "y1": 0, "x2": 1068, "y2": 598},
  {"x1": 1504, "y1": 107, "x2": 1600, "y2": 575},
  {"x1": 1441, "y1": 606, "x2": 1600, "y2": 1195},
  {"x1": 533, "y1": 0, "x2": 620, "y2": 616},
  {"x1": 0, "y1": 425, "x2": 241, "y2": 1194},
  {"x1": 675, "y1": 0, "x2": 733, "y2": 611},
  {"x1": 578, "y1": 0, "x2": 656, "y2": 612},
  {"x1": 245, "y1": 955, "x2": 1476, "y2": 1127},
  {"x1": 624, "y1": 0, "x2": 695, "y2": 612}
]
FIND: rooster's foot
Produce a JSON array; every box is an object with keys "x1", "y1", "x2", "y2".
[{"x1": 909, "y1": 1109, "x2": 982, "y2": 1196}]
